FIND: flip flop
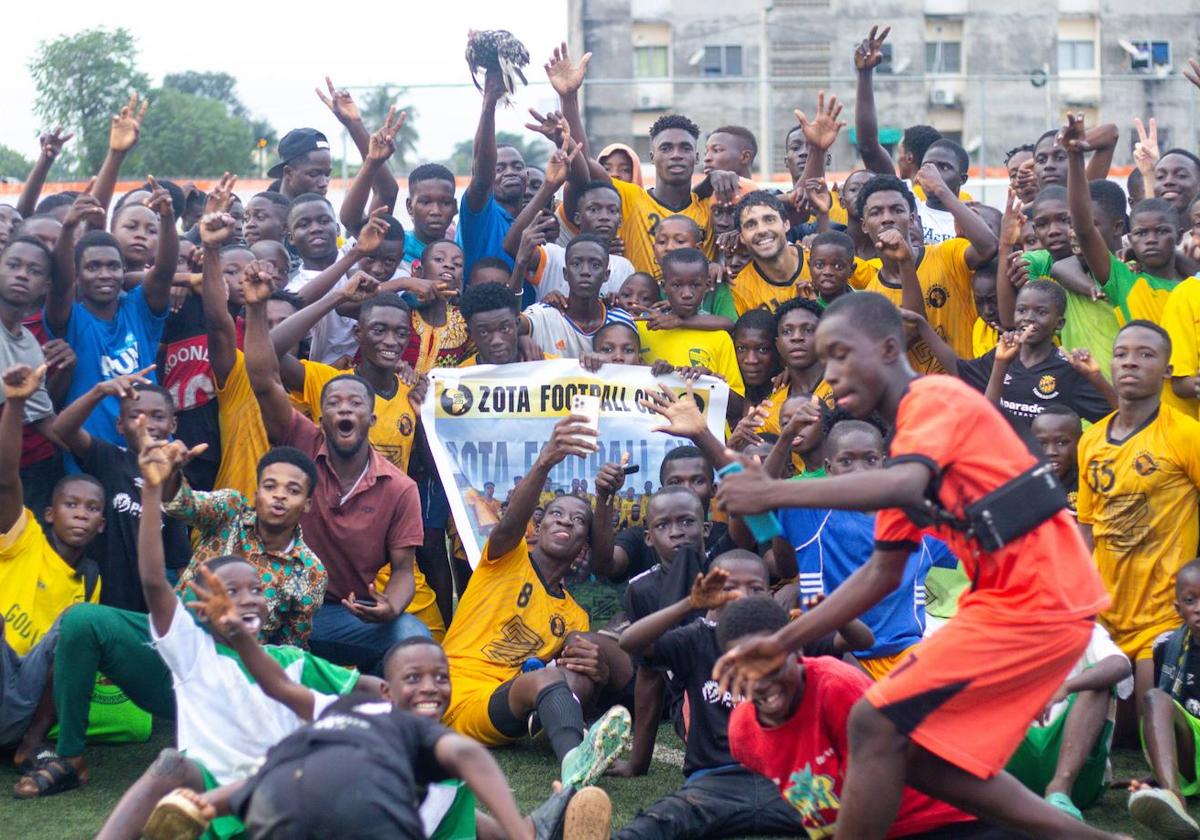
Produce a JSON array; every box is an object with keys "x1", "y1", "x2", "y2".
[
  {"x1": 142, "y1": 788, "x2": 211, "y2": 840},
  {"x1": 1129, "y1": 786, "x2": 1200, "y2": 839},
  {"x1": 1045, "y1": 791, "x2": 1082, "y2": 821}
]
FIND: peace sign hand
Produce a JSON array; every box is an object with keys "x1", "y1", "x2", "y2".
[
  {"x1": 110, "y1": 92, "x2": 149, "y2": 152},
  {"x1": 854, "y1": 25, "x2": 891, "y2": 72}
]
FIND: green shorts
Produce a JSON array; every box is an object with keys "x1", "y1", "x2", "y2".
[
  {"x1": 1006, "y1": 692, "x2": 1112, "y2": 809},
  {"x1": 426, "y1": 779, "x2": 477, "y2": 840},
  {"x1": 195, "y1": 761, "x2": 247, "y2": 840},
  {"x1": 1140, "y1": 698, "x2": 1200, "y2": 797}
]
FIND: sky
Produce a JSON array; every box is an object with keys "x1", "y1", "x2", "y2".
[{"x1": 0, "y1": 2, "x2": 570, "y2": 168}]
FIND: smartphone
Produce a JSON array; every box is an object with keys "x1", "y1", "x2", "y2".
[
  {"x1": 622, "y1": 464, "x2": 641, "y2": 475},
  {"x1": 571, "y1": 394, "x2": 601, "y2": 439},
  {"x1": 354, "y1": 597, "x2": 378, "y2": 608}
]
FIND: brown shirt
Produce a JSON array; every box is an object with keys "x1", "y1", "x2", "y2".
[{"x1": 282, "y1": 410, "x2": 424, "y2": 602}]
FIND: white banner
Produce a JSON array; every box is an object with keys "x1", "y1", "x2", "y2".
[{"x1": 422, "y1": 360, "x2": 730, "y2": 568}]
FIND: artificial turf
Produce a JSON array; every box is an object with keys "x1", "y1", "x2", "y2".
[{"x1": 0, "y1": 720, "x2": 1190, "y2": 839}]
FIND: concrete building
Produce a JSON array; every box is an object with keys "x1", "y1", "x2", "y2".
[{"x1": 567, "y1": 0, "x2": 1200, "y2": 184}]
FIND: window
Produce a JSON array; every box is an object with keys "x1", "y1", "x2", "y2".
[
  {"x1": 702, "y1": 45, "x2": 743, "y2": 77},
  {"x1": 877, "y1": 42, "x2": 895, "y2": 74},
  {"x1": 1058, "y1": 40, "x2": 1095, "y2": 71},
  {"x1": 925, "y1": 19, "x2": 963, "y2": 74},
  {"x1": 1130, "y1": 40, "x2": 1171, "y2": 72},
  {"x1": 634, "y1": 46, "x2": 668, "y2": 78}
]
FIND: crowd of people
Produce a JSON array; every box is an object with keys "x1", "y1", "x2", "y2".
[{"x1": 5, "y1": 20, "x2": 1200, "y2": 840}]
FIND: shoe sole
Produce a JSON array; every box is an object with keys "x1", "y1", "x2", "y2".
[
  {"x1": 569, "y1": 707, "x2": 631, "y2": 788},
  {"x1": 142, "y1": 793, "x2": 209, "y2": 840},
  {"x1": 563, "y1": 787, "x2": 611, "y2": 840},
  {"x1": 1129, "y1": 789, "x2": 1200, "y2": 840}
]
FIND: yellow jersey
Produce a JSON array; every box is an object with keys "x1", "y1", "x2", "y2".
[
  {"x1": 371, "y1": 560, "x2": 445, "y2": 642},
  {"x1": 444, "y1": 538, "x2": 589, "y2": 687},
  {"x1": 298, "y1": 360, "x2": 417, "y2": 471},
  {"x1": 611, "y1": 179, "x2": 713, "y2": 277},
  {"x1": 214, "y1": 351, "x2": 270, "y2": 498},
  {"x1": 730, "y1": 246, "x2": 813, "y2": 316},
  {"x1": 1161, "y1": 277, "x2": 1200, "y2": 419},
  {"x1": 636, "y1": 320, "x2": 745, "y2": 396},
  {"x1": 863, "y1": 238, "x2": 977, "y2": 373},
  {"x1": 972, "y1": 318, "x2": 999, "y2": 358},
  {"x1": 1077, "y1": 406, "x2": 1200, "y2": 640},
  {"x1": 1, "y1": 510, "x2": 99, "y2": 655},
  {"x1": 759, "y1": 381, "x2": 834, "y2": 436}
]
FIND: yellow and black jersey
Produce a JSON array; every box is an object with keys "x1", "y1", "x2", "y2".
[{"x1": 610, "y1": 180, "x2": 713, "y2": 277}]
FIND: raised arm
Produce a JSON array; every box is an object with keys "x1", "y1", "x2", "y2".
[
  {"x1": 142, "y1": 177, "x2": 179, "y2": 315},
  {"x1": 544, "y1": 43, "x2": 595, "y2": 187},
  {"x1": 587, "y1": 458, "x2": 628, "y2": 580},
  {"x1": 338, "y1": 106, "x2": 405, "y2": 235},
  {"x1": 877, "y1": 229, "x2": 926, "y2": 317},
  {"x1": 1062, "y1": 113, "x2": 1113, "y2": 287},
  {"x1": 1083, "y1": 122, "x2": 1119, "y2": 181},
  {"x1": 0, "y1": 365, "x2": 45, "y2": 532},
  {"x1": 46, "y1": 185, "x2": 105, "y2": 335},
  {"x1": 502, "y1": 138, "x2": 575, "y2": 257},
  {"x1": 899, "y1": 308, "x2": 958, "y2": 374},
  {"x1": 316, "y1": 78, "x2": 399, "y2": 216},
  {"x1": 92, "y1": 93, "x2": 148, "y2": 229},
  {"x1": 271, "y1": 271, "x2": 379, "y2": 392},
  {"x1": 198, "y1": 209, "x2": 240, "y2": 387},
  {"x1": 464, "y1": 68, "x2": 506, "y2": 213},
  {"x1": 985, "y1": 332, "x2": 1020, "y2": 404},
  {"x1": 996, "y1": 191, "x2": 1025, "y2": 329},
  {"x1": 853, "y1": 26, "x2": 897, "y2": 175},
  {"x1": 50, "y1": 366, "x2": 154, "y2": 457},
  {"x1": 913, "y1": 164, "x2": 997, "y2": 267},
  {"x1": 17, "y1": 128, "x2": 73, "y2": 218},
  {"x1": 434, "y1": 734, "x2": 533, "y2": 840},
  {"x1": 486, "y1": 414, "x2": 598, "y2": 560},
  {"x1": 620, "y1": 568, "x2": 737, "y2": 657},
  {"x1": 242, "y1": 261, "x2": 297, "y2": 443}
]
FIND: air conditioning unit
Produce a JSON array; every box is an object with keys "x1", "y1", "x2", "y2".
[{"x1": 929, "y1": 83, "x2": 958, "y2": 106}]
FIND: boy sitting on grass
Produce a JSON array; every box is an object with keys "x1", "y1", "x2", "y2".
[{"x1": 1129, "y1": 559, "x2": 1200, "y2": 839}]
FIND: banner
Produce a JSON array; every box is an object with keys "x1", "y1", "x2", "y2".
[{"x1": 423, "y1": 360, "x2": 730, "y2": 568}]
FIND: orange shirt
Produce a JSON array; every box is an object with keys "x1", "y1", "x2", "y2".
[{"x1": 874, "y1": 376, "x2": 1110, "y2": 624}]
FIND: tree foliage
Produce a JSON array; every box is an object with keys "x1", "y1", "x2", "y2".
[
  {"x1": 361, "y1": 86, "x2": 419, "y2": 171},
  {"x1": 125, "y1": 88, "x2": 254, "y2": 178},
  {"x1": 28, "y1": 28, "x2": 151, "y2": 176},
  {"x1": 0, "y1": 145, "x2": 33, "y2": 180},
  {"x1": 163, "y1": 71, "x2": 247, "y2": 117},
  {"x1": 444, "y1": 131, "x2": 551, "y2": 177}
]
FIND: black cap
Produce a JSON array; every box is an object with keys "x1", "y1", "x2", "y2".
[{"x1": 268, "y1": 128, "x2": 330, "y2": 178}]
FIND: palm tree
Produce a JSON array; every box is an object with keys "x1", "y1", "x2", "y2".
[{"x1": 361, "y1": 85, "x2": 419, "y2": 172}]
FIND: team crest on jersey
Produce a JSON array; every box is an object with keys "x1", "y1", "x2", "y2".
[
  {"x1": 688, "y1": 349, "x2": 714, "y2": 368},
  {"x1": 925, "y1": 285, "x2": 948, "y2": 308},
  {"x1": 549, "y1": 614, "x2": 567, "y2": 638},
  {"x1": 1134, "y1": 451, "x2": 1159, "y2": 476},
  {"x1": 398, "y1": 413, "x2": 414, "y2": 436},
  {"x1": 441, "y1": 386, "x2": 473, "y2": 416},
  {"x1": 1035, "y1": 375, "x2": 1059, "y2": 398}
]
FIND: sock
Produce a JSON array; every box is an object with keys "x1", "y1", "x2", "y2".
[{"x1": 535, "y1": 680, "x2": 585, "y2": 762}]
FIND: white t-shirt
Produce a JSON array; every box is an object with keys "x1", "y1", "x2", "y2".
[
  {"x1": 1034, "y1": 623, "x2": 1132, "y2": 728},
  {"x1": 917, "y1": 202, "x2": 959, "y2": 245},
  {"x1": 150, "y1": 600, "x2": 342, "y2": 784},
  {"x1": 523, "y1": 303, "x2": 637, "y2": 359},
  {"x1": 536, "y1": 243, "x2": 634, "y2": 302}
]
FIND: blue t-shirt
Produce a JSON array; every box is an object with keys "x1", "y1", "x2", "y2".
[
  {"x1": 457, "y1": 193, "x2": 514, "y2": 281},
  {"x1": 778, "y1": 506, "x2": 958, "y2": 658},
  {"x1": 49, "y1": 286, "x2": 167, "y2": 449}
]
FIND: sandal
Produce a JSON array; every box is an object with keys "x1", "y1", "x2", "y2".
[
  {"x1": 13, "y1": 746, "x2": 55, "y2": 775},
  {"x1": 1045, "y1": 791, "x2": 1082, "y2": 821},
  {"x1": 12, "y1": 754, "x2": 86, "y2": 799},
  {"x1": 143, "y1": 788, "x2": 211, "y2": 840}
]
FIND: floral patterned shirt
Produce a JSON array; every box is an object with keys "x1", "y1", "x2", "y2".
[{"x1": 165, "y1": 481, "x2": 326, "y2": 646}]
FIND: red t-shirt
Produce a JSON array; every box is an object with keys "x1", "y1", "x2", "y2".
[
  {"x1": 873, "y1": 376, "x2": 1110, "y2": 623},
  {"x1": 729, "y1": 656, "x2": 976, "y2": 838}
]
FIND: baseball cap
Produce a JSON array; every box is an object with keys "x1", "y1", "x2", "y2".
[{"x1": 267, "y1": 128, "x2": 331, "y2": 178}]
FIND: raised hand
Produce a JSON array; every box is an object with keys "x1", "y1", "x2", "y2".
[
  {"x1": 187, "y1": 566, "x2": 249, "y2": 637},
  {"x1": 728, "y1": 402, "x2": 769, "y2": 450},
  {"x1": 713, "y1": 634, "x2": 789, "y2": 703},
  {"x1": 999, "y1": 190, "x2": 1026, "y2": 248},
  {"x1": 690, "y1": 567, "x2": 740, "y2": 610},
  {"x1": 1, "y1": 363, "x2": 46, "y2": 401},
  {"x1": 355, "y1": 205, "x2": 392, "y2": 254},
  {"x1": 525, "y1": 108, "x2": 567, "y2": 147},
  {"x1": 544, "y1": 41, "x2": 592, "y2": 97},
  {"x1": 341, "y1": 271, "x2": 381, "y2": 304},
  {"x1": 1014, "y1": 158, "x2": 1038, "y2": 202},
  {"x1": 63, "y1": 179, "x2": 105, "y2": 230},
  {"x1": 714, "y1": 453, "x2": 778, "y2": 516},
  {"x1": 914, "y1": 162, "x2": 950, "y2": 202},
  {"x1": 544, "y1": 135, "x2": 581, "y2": 188},
  {"x1": 593, "y1": 454, "x2": 629, "y2": 499},
  {"x1": 795, "y1": 90, "x2": 846, "y2": 152},
  {"x1": 42, "y1": 339, "x2": 76, "y2": 374},
  {"x1": 144, "y1": 176, "x2": 174, "y2": 221},
  {"x1": 1133, "y1": 117, "x2": 1159, "y2": 177},
  {"x1": 199, "y1": 212, "x2": 238, "y2": 249},
  {"x1": 874, "y1": 227, "x2": 913, "y2": 264},
  {"x1": 136, "y1": 432, "x2": 175, "y2": 488},
  {"x1": 995, "y1": 330, "x2": 1022, "y2": 363},
  {"x1": 96, "y1": 364, "x2": 155, "y2": 400},
  {"x1": 803, "y1": 178, "x2": 832, "y2": 216},
  {"x1": 316, "y1": 76, "x2": 361, "y2": 125},
  {"x1": 639, "y1": 382, "x2": 708, "y2": 440},
  {"x1": 1067, "y1": 348, "x2": 1100, "y2": 378},
  {"x1": 1057, "y1": 112, "x2": 1092, "y2": 154},
  {"x1": 854, "y1": 25, "x2": 891, "y2": 72},
  {"x1": 241, "y1": 261, "x2": 278, "y2": 306},
  {"x1": 39, "y1": 126, "x2": 74, "y2": 160},
  {"x1": 204, "y1": 172, "x2": 238, "y2": 215},
  {"x1": 1184, "y1": 57, "x2": 1200, "y2": 91},
  {"x1": 110, "y1": 92, "x2": 149, "y2": 152},
  {"x1": 541, "y1": 413, "x2": 599, "y2": 465},
  {"x1": 367, "y1": 106, "x2": 405, "y2": 162}
]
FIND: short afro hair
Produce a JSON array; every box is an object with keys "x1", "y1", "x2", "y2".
[
  {"x1": 659, "y1": 247, "x2": 709, "y2": 279},
  {"x1": 74, "y1": 230, "x2": 123, "y2": 271},
  {"x1": 408, "y1": 163, "x2": 456, "y2": 190},
  {"x1": 1131, "y1": 197, "x2": 1181, "y2": 230},
  {"x1": 714, "y1": 594, "x2": 790, "y2": 650},
  {"x1": 34, "y1": 192, "x2": 78, "y2": 215},
  {"x1": 470, "y1": 256, "x2": 513, "y2": 281},
  {"x1": 1031, "y1": 186, "x2": 1068, "y2": 214},
  {"x1": 51, "y1": 473, "x2": 104, "y2": 505},
  {"x1": 855, "y1": 175, "x2": 917, "y2": 218},
  {"x1": 1088, "y1": 179, "x2": 1129, "y2": 231},
  {"x1": 649, "y1": 114, "x2": 700, "y2": 142},
  {"x1": 809, "y1": 230, "x2": 855, "y2": 260},
  {"x1": 2, "y1": 234, "x2": 52, "y2": 264},
  {"x1": 1117, "y1": 319, "x2": 1172, "y2": 355},
  {"x1": 382, "y1": 637, "x2": 446, "y2": 679},
  {"x1": 459, "y1": 281, "x2": 520, "y2": 321},
  {"x1": 902, "y1": 125, "x2": 942, "y2": 164},
  {"x1": 925, "y1": 138, "x2": 969, "y2": 172},
  {"x1": 710, "y1": 125, "x2": 758, "y2": 159},
  {"x1": 359, "y1": 292, "x2": 411, "y2": 322},
  {"x1": 256, "y1": 446, "x2": 318, "y2": 497},
  {"x1": 578, "y1": 180, "x2": 622, "y2": 205},
  {"x1": 733, "y1": 190, "x2": 787, "y2": 229},
  {"x1": 252, "y1": 191, "x2": 292, "y2": 212},
  {"x1": 660, "y1": 444, "x2": 713, "y2": 484},
  {"x1": 1004, "y1": 144, "x2": 1035, "y2": 164},
  {"x1": 287, "y1": 193, "x2": 334, "y2": 221},
  {"x1": 565, "y1": 233, "x2": 611, "y2": 261},
  {"x1": 824, "y1": 291, "x2": 904, "y2": 345},
  {"x1": 1019, "y1": 278, "x2": 1067, "y2": 318},
  {"x1": 319, "y1": 373, "x2": 376, "y2": 407},
  {"x1": 733, "y1": 307, "x2": 778, "y2": 338},
  {"x1": 1158, "y1": 149, "x2": 1200, "y2": 176},
  {"x1": 774, "y1": 297, "x2": 824, "y2": 333}
]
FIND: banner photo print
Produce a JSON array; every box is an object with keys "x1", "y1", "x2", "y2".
[{"x1": 423, "y1": 360, "x2": 730, "y2": 568}]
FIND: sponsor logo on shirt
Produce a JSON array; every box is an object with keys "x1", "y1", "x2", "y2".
[
  {"x1": 699, "y1": 679, "x2": 736, "y2": 708},
  {"x1": 1035, "y1": 374, "x2": 1059, "y2": 399},
  {"x1": 925, "y1": 285, "x2": 949, "y2": 308},
  {"x1": 101, "y1": 341, "x2": 141, "y2": 379},
  {"x1": 1134, "y1": 452, "x2": 1159, "y2": 477}
]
